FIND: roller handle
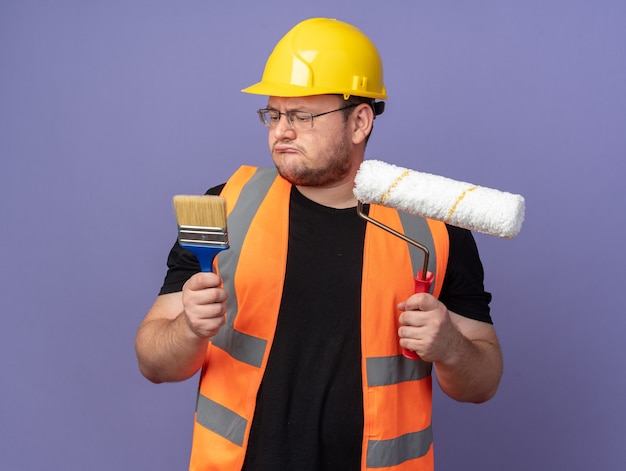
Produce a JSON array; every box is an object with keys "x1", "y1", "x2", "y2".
[{"x1": 402, "y1": 270, "x2": 435, "y2": 360}]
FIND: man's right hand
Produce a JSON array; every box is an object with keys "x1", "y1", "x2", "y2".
[{"x1": 182, "y1": 272, "x2": 228, "y2": 339}]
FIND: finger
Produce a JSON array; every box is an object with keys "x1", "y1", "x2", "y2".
[
  {"x1": 182, "y1": 281, "x2": 227, "y2": 313},
  {"x1": 401, "y1": 292, "x2": 438, "y2": 312},
  {"x1": 185, "y1": 272, "x2": 222, "y2": 291},
  {"x1": 398, "y1": 336, "x2": 422, "y2": 355},
  {"x1": 398, "y1": 309, "x2": 428, "y2": 327},
  {"x1": 186, "y1": 311, "x2": 227, "y2": 338},
  {"x1": 190, "y1": 286, "x2": 228, "y2": 305}
]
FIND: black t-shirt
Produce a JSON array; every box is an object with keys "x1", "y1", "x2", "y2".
[{"x1": 159, "y1": 185, "x2": 492, "y2": 470}]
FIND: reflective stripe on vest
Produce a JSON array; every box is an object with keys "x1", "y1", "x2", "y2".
[
  {"x1": 367, "y1": 425, "x2": 434, "y2": 468},
  {"x1": 189, "y1": 166, "x2": 449, "y2": 471},
  {"x1": 366, "y1": 355, "x2": 432, "y2": 387},
  {"x1": 211, "y1": 167, "x2": 279, "y2": 368}
]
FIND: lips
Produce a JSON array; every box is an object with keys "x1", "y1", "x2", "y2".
[{"x1": 273, "y1": 144, "x2": 300, "y2": 153}]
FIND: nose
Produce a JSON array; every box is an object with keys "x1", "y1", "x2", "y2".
[{"x1": 272, "y1": 113, "x2": 297, "y2": 140}]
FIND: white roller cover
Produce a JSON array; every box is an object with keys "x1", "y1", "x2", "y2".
[{"x1": 354, "y1": 160, "x2": 525, "y2": 239}]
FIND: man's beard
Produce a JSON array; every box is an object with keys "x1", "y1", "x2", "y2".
[{"x1": 274, "y1": 135, "x2": 352, "y2": 187}]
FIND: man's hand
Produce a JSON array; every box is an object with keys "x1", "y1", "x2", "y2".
[
  {"x1": 182, "y1": 272, "x2": 228, "y2": 339},
  {"x1": 397, "y1": 292, "x2": 503, "y2": 403},
  {"x1": 397, "y1": 292, "x2": 461, "y2": 364}
]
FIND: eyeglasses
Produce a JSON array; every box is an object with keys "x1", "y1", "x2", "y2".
[{"x1": 257, "y1": 104, "x2": 358, "y2": 130}]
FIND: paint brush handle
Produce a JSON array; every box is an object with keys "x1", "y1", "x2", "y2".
[
  {"x1": 183, "y1": 245, "x2": 228, "y2": 273},
  {"x1": 402, "y1": 270, "x2": 435, "y2": 360}
]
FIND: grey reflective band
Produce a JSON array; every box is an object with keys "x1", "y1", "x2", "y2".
[
  {"x1": 366, "y1": 355, "x2": 432, "y2": 387},
  {"x1": 211, "y1": 324, "x2": 267, "y2": 368},
  {"x1": 396, "y1": 210, "x2": 437, "y2": 293},
  {"x1": 211, "y1": 167, "x2": 279, "y2": 367},
  {"x1": 196, "y1": 394, "x2": 247, "y2": 446},
  {"x1": 367, "y1": 425, "x2": 433, "y2": 468}
]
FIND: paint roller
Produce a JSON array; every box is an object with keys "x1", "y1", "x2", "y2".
[{"x1": 353, "y1": 159, "x2": 525, "y2": 359}]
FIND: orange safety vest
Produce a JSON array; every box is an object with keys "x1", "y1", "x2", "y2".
[{"x1": 188, "y1": 166, "x2": 449, "y2": 471}]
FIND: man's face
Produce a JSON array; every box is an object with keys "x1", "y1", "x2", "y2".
[{"x1": 265, "y1": 95, "x2": 358, "y2": 188}]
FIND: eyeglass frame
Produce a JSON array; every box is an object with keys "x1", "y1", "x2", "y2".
[{"x1": 256, "y1": 103, "x2": 359, "y2": 129}]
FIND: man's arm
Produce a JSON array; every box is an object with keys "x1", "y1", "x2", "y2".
[
  {"x1": 135, "y1": 272, "x2": 228, "y2": 384},
  {"x1": 398, "y1": 293, "x2": 503, "y2": 403}
]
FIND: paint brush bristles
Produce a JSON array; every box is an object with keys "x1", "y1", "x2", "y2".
[
  {"x1": 173, "y1": 195, "x2": 227, "y2": 229},
  {"x1": 172, "y1": 195, "x2": 229, "y2": 272}
]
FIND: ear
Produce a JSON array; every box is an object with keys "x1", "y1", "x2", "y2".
[{"x1": 350, "y1": 104, "x2": 374, "y2": 145}]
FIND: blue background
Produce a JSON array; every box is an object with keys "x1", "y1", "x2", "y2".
[{"x1": 1, "y1": 1, "x2": 625, "y2": 469}]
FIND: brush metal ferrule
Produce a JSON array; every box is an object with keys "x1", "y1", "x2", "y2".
[{"x1": 177, "y1": 225, "x2": 229, "y2": 247}]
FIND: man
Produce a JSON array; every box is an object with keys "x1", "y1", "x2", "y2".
[{"x1": 135, "y1": 18, "x2": 502, "y2": 471}]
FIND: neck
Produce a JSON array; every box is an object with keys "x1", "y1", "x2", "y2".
[{"x1": 295, "y1": 179, "x2": 357, "y2": 209}]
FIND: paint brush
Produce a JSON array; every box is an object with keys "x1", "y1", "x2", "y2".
[{"x1": 173, "y1": 195, "x2": 229, "y2": 272}]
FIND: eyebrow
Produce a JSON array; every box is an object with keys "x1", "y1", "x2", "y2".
[{"x1": 265, "y1": 105, "x2": 309, "y2": 112}]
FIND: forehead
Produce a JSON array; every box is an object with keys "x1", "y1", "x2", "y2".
[{"x1": 267, "y1": 94, "x2": 342, "y2": 109}]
